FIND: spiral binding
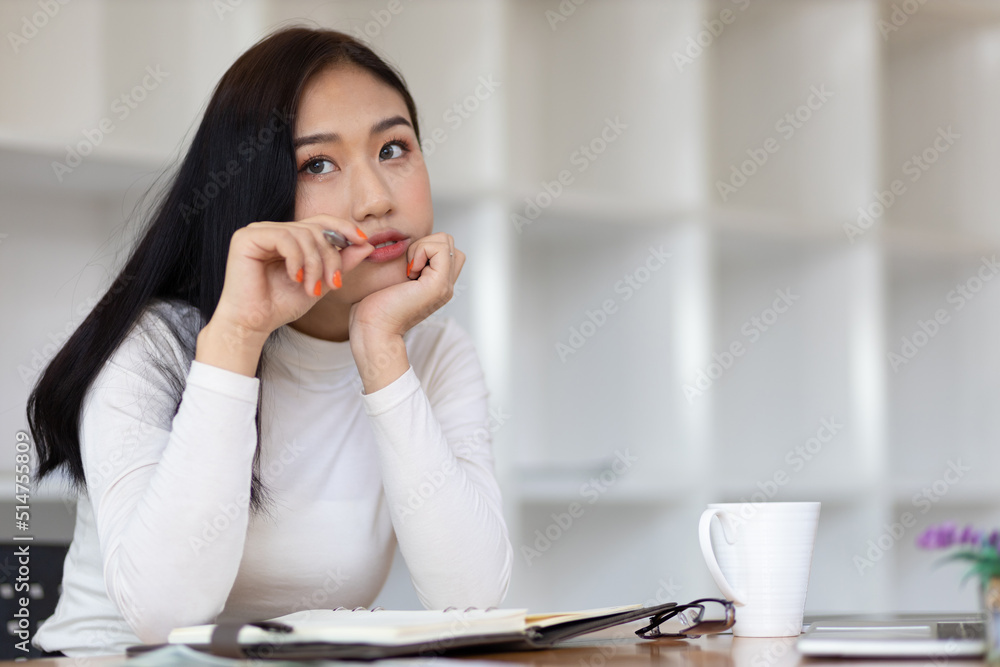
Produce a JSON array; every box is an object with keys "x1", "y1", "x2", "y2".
[{"x1": 330, "y1": 606, "x2": 498, "y2": 613}]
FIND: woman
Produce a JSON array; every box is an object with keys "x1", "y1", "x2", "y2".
[{"x1": 27, "y1": 26, "x2": 512, "y2": 656}]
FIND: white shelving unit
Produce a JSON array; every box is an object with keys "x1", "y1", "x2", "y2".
[
  {"x1": 500, "y1": 0, "x2": 1000, "y2": 614},
  {"x1": 3, "y1": 0, "x2": 1000, "y2": 615}
]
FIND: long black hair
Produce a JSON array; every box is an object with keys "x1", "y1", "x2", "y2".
[{"x1": 26, "y1": 26, "x2": 422, "y2": 512}]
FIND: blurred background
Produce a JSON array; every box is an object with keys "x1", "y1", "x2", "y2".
[{"x1": 2, "y1": 0, "x2": 1000, "y2": 631}]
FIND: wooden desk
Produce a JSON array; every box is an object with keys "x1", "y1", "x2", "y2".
[{"x1": 1, "y1": 625, "x2": 986, "y2": 667}]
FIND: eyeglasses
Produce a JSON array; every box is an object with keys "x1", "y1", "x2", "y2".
[{"x1": 635, "y1": 598, "x2": 736, "y2": 639}]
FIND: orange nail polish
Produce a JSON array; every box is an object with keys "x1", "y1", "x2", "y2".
[
  {"x1": 406, "y1": 259, "x2": 413, "y2": 277},
  {"x1": 333, "y1": 270, "x2": 342, "y2": 289},
  {"x1": 356, "y1": 227, "x2": 368, "y2": 240},
  {"x1": 313, "y1": 280, "x2": 322, "y2": 296},
  {"x1": 295, "y1": 267, "x2": 304, "y2": 283}
]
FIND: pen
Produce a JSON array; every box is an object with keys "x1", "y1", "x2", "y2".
[{"x1": 322, "y1": 229, "x2": 351, "y2": 248}]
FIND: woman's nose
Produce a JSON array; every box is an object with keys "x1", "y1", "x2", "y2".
[{"x1": 350, "y1": 161, "x2": 393, "y2": 222}]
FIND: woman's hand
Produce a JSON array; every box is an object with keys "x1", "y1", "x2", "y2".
[
  {"x1": 348, "y1": 232, "x2": 465, "y2": 392},
  {"x1": 196, "y1": 216, "x2": 372, "y2": 376},
  {"x1": 349, "y1": 232, "x2": 464, "y2": 339}
]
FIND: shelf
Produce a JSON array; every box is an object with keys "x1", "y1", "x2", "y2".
[
  {"x1": 507, "y1": 0, "x2": 706, "y2": 207},
  {"x1": 514, "y1": 464, "x2": 696, "y2": 506},
  {"x1": 708, "y1": 0, "x2": 880, "y2": 226},
  {"x1": 508, "y1": 195, "x2": 889, "y2": 246},
  {"x1": 885, "y1": 251, "x2": 1000, "y2": 486},
  {"x1": 0, "y1": 138, "x2": 165, "y2": 197},
  {"x1": 891, "y1": 481, "x2": 1000, "y2": 508},
  {"x1": 883, "y1": 5, "x2": 1000, "y2": 242},
  {"x1": 507, "y1": 191, "x2": 698, "y2": 235},
  {"x1": 883, "y1": 225, "x2": 1000, "y2": 259},
  {"x1": 712, "y1": 480, "x2": 879, "y2": 507},
  {"x1": 900, "y1": 0, "x2": 1000, "y2": 22},
  {"x1": 508, "y1": 221, "x2": 697, "y2": 492},
  {"x1": 710, "y1": 240, "x2": 883, "y2": 485}
]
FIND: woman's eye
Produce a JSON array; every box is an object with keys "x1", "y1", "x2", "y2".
[
  {"x1": 380, "y1": 142, "x2": 405, "y2": 161},
  {"x1": 304, "y1": 158, "x2": 334, "y2": 175}
]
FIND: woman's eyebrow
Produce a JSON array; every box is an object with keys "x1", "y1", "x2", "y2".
[{"x1": 294, "y1": 115, "x2": 412, "y2": 150}]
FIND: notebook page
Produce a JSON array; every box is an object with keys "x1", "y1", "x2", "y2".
[
  {"x1": 525, "y1": 604, "x2": 645, "y2": 628},
  {"x1": 169, "y1": 608, "x2": 528, "y2": 646}
]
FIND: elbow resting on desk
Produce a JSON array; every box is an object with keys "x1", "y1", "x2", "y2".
[
  {"x1": 104, "y1": 546, "x2": 235, "y2": 644},
  {"x1": 415, "y1": 539, "x2": 514, "y2": 610}
]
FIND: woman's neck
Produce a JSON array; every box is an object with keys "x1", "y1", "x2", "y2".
[{"x1": 288, "y1": 298, "x2": 352, "y2": 342}]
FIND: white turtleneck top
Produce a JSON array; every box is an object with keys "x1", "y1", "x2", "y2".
[{"x1": 33, "y1": 299, "x2": 512, "y2": 656}]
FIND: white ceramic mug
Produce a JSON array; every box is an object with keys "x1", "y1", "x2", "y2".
[{"x1": 699, "y1": 501, "x2": 820, "y2": 637}]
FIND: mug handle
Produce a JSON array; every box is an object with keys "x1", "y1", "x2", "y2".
[{"x1": 699, "y1": 508, "x2": 747, "y2": 606}]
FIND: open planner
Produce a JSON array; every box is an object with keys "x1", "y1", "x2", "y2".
[{"x1": 125, "y1": 602, "x2": 683, "y2": 660}]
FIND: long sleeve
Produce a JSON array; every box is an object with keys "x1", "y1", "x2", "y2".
[
  {"x1": 79, "y1": 311, "x2": 260, "y2": 643},
  {"x1": 39, "y1": 310, "x2": 508, "y2": 656},
  {"x1": 362, "y1": 319, "x2": 512, "y2": 608}
]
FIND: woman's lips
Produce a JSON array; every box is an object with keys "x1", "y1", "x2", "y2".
[
  {"x1": 366, "y1": 239, "x2": 408, "y2": 262},
  {"x1": 363, "y1": 230, "x2": 409, "y2": 263}
]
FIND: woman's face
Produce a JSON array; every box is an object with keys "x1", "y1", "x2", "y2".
[{"x1": 293, "y1": 64, "x2": 432, "y2": 304}]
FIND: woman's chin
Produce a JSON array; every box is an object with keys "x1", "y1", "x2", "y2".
[{"x1": 342, "y1": 264, "x2": 409, "y2": 302}]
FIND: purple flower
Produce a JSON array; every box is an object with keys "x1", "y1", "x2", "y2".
[
  {"x1": 917, "y1": 522, "x2": 1000, "y2": 586},
  {"x1": 917, "y1": 522, "x2": 959, "y2": 549},
  {"x1": 916, "y1": 522, "x2": 1000, "y2": 552}
]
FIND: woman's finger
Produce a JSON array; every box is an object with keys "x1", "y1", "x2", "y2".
[
  {"x1": 443, "y1": 234, "x2": 464, "y2": 283},
  {"x1": 235, "y1": 223, "x2": 307, "y2": 286},
  {"x1": 276, "y1": 234, "x2": 307, "y2": 286},
  {"x1": 406, "y1": 233, "x2": 453, "y2": 279},
  {"x1": 451, "y1": 248, "x2": 466, "y2": 284},
  {"x1": 296, "y1": 214, "x2": 370, "y2": 246},
  {"x1": 302, "y1": 223, "x2": 346, "y2": 290},
  {"x1": 294, "y1": 215, "x2": 374, "y2": 277},
  {"x1": 406, "y1": 242, "x2": 425, "y2": 280},
  {"x1": 284, "y1": 225, "x2": 328, "y2": 297}
]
